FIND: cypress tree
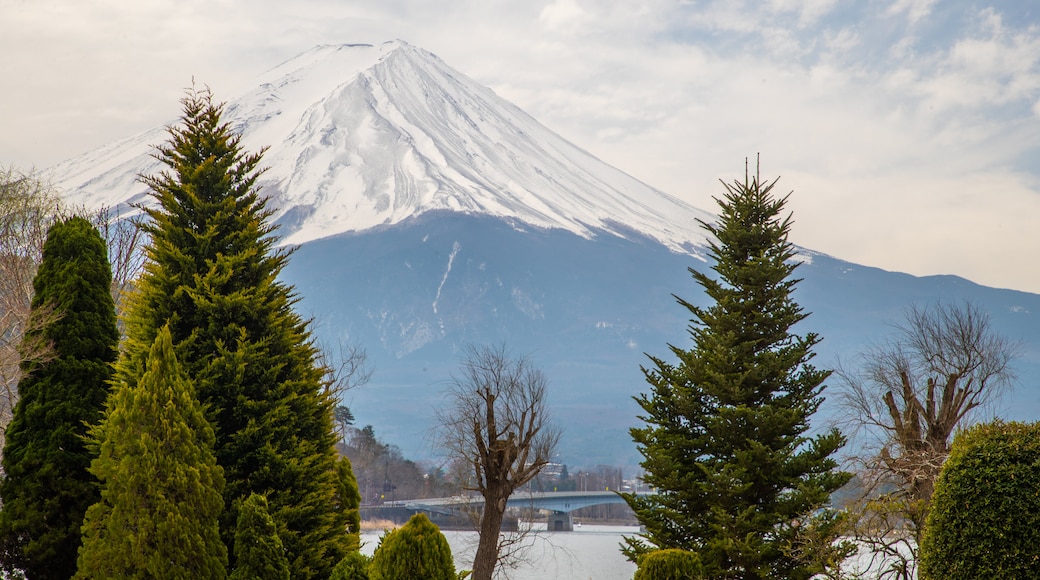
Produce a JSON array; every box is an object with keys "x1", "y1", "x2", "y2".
[
  {"x1": 369, "y1": 513, "x2": 456, "y2": 580},
  {"x1": 123, "y1": 86, "x2": 353, "y2": 578},
  {"x1": 335, "y1": 456, "x2": 363, "y2": 549},
  {"x1": 622, "y1": 168, "x2": 850, "y2": 579},
  {"x1": 230, "y1": 493, "x2": 290, "y2": 580},
  {"x1": 0, "y1": 216, "x2": 119, "y2": 580},
  {"x1": 75, "y1": 325, "x2": 226, "y2": 579}
]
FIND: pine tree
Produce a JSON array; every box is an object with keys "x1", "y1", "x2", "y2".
[
  {"x1": 0, "y1": 216, "x2": 119, "y2": 580},
  {"x1": 121, "y1": 86, "x2": 353, "y2": 578},
  {"x1": 231, "y1": 493, "x2": 290, "y2": 580},
  {"x1": 75, "y1": 325, "x2": 226, "y2": 579},
  {"x1": 622, "y1": 168, "x2": 850, "y2": 579}
]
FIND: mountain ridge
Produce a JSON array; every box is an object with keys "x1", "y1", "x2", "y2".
[{"x1": 53, "y1": 40, "x2": 715, "y2": 255}]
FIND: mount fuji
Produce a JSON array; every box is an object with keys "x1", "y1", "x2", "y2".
[{"x1": 52, "y1": 41, "x2": 1040, "y2": 468}]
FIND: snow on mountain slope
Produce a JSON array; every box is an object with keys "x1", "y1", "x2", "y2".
[{"x1": 51, "y1": 40, "x2": 714, "y2": 252}]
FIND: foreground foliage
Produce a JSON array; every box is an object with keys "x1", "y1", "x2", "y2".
[
  {"x1": 623, "y1": 168, "x2": 850, "y2": 579},
  {"x1": 919, "y1": 421, "x2": 1040, "y2": 579},
  {"x1": 0, "y1": 217, "x2": 119, "y2": 580},
  {"x1": 125, "y1": 86, "x2": 355, "y2": 578},
  {"x1": 634, "y1": 549, "x2": 705, "y2": 580},
  {"x1": 76, "y1": 326, "x2": 226, "y2": 579},
  {"x1": 231, "y1": 493, "x2": 289, "y2": 580},
  {"x1": 369, "y1": 513, "x2": 458, "y2": 580}
]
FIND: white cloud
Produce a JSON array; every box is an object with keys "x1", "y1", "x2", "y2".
[
  {"x1": 885, "y1": 0, "x2": 939, "y2": 25},
  {"x1": 539, "y1": 0, "x2": 585, "y2": 31}
]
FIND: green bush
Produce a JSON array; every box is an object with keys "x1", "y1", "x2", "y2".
[
  {"x1": 919, "y1": 420, "x2": 1040, "y2": 579},
  {"x1": 369, "y1": 514, "x2": 456, "y2": 580},
  {"x1": 230, "y1": 493, "x2": 289, "y2": 580},
  {"x1": 634, "y1": 549, "x2": 704, "y2": 580},
  {"x1": 329, "y1": 550, "x2": 370, "y2": 580}
]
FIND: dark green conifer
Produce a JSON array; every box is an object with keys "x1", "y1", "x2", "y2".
[
  {"x1": 231, "y1": 493, "x2": 289, "y2": 580},
  {"x1": 0, "y1": 216, "x2": 119, "y2": 580},
  {"x1": 75, "y1": 325, "x2": 226, "y2": 579},
  {"x1": 623, "y1": 168, "x2": 850, "y2": 579},
  {"x1": 122, "y1": 86, "x2": 353, "y2": 578}
]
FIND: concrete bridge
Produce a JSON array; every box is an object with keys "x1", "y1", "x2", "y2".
[{"x1": 394, "y1": 490, "x2": 650, "y2": 531}]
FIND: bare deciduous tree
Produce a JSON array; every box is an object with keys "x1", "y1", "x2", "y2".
[
  {"x1": 837, "y1": 301, "x2": 1018, "y2": 579},
  {"x1": 0, "y1": 167, "x2": 62, "y2": 443},
  {"x1": 89, "y1": 206, "x2": 147, "y2": 314},
  {"x1": 316, "y1": 339, "x2": 373, "y2": 444},
  {"x1": 1, "y1": 168, "x2": 147, "y2": 457},
  {"x1": 437, "y1": 345, "x2": 560, "y2": 580}
]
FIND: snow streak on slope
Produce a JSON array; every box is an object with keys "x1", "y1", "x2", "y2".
[{"x1": 52, "y1": 41, "x2": 714, "y2": 252}]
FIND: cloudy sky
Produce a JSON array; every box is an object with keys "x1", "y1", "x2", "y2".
[{"x1": 3, "y1": 0, "x2": 1040, "y2": 292}]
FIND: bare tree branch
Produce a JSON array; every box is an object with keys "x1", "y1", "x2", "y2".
[
  {"x1": 836, "y1": 300, "x2": 1019, "y2": 579},
  {"x1": 436, "y1": 344, "x2": 561, "y2": 580}
]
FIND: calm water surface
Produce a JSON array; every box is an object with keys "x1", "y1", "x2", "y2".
[{"x1": 361, "y1": 523, "x2": 640, "y2": 580}]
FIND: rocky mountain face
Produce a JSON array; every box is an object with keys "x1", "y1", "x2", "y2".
[{"x1": 52, "y1": 41, "x2": 1040, "y2": 468}]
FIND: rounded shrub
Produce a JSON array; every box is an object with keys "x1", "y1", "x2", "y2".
[
  {"x1": 329, "y1": 550, "x2": 370, "y2": 580},
  {"x1": 634, "y1": 548, "x2": 704, "y2": 580},
  {"x1": 369, "y1": 513, "x2": 456, "y2": 580},
  {"x1": 919, "y1": 420, "x2": 1040, "y2": 580}
]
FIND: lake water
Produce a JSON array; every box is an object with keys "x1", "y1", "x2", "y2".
[{"x1": 361, "y1": 523, "x2": 640, "y2": 580}]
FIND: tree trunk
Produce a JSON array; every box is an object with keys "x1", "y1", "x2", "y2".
[{"x1": 472, "y1": 493, "x2": 506, "y2": 580}]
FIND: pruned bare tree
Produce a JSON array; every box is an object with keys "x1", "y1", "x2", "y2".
[
  {"x1": 837, "y1": 300, "x2": 1018, "y2": 578},
  {"x1": 437, "y1": 344, "x2": 561, "y2": 580}
]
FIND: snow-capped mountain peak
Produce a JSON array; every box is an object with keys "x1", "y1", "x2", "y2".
[{"x1": 53, "y1": 40, "x2": 713, "y2": 251}]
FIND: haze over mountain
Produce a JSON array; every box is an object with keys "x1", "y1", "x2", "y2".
[{"x1": 52, "y1": 41, "x2": 1040, "y2": 468}]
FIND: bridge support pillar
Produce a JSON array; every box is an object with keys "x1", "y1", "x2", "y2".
[{"x1": 546, "y1": 511, "x2": 572, "y2": 532}]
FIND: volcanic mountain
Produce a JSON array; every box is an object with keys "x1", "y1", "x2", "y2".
[
  {"x1": 52, "y1": 41, "x2": 1040, "y2": 467},
  {"x1": 56, "y1": 40, "x2": 712, "y2": 252}
]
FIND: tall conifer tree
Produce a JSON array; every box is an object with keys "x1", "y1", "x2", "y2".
[
  {"x1": 120, "y1": 87, "x2": 353, "y2": 578},
  {"x1": 0, "y1": 216, "x2": 119, "y2": 580},
  {"x1": 75, "y1": 325, "x2": 226, "y2": 579},
  {"x1": 623, "y1": 168, "x2": 850, "y2": 579}
]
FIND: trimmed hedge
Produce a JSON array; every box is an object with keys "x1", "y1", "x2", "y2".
[
  {"x1": 634, "y1": 549, "x2": 704, "y2": 580},
  {"x1": 919, "y1": 420, "x2": 1040, "y2": 579}
]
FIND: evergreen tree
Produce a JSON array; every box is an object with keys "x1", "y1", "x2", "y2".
[
  {"x1": 329, "y1": 551, "x2": 370, "y2": 580},
  {"x1": 122, "y1": 86, "x2": 353, "y2": 578},
  {"x1": 335, "y1": 456, "x2": 363, "y2": 542},
  {"x1": 231, "y1": 493, "x2": 290, "y2": 580},
  {"x1": 622, "y1": 168, "x2": 850, "y2": 579},
  {"x1": 0, "y1": 216, "x2": 119, "y2": 580},
  {"x1": 75, "y1": 325, "x2": 226, "y2": 579},
  {"x1": 369, "y1": 513, "x2": 457, "y2": 580}
]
